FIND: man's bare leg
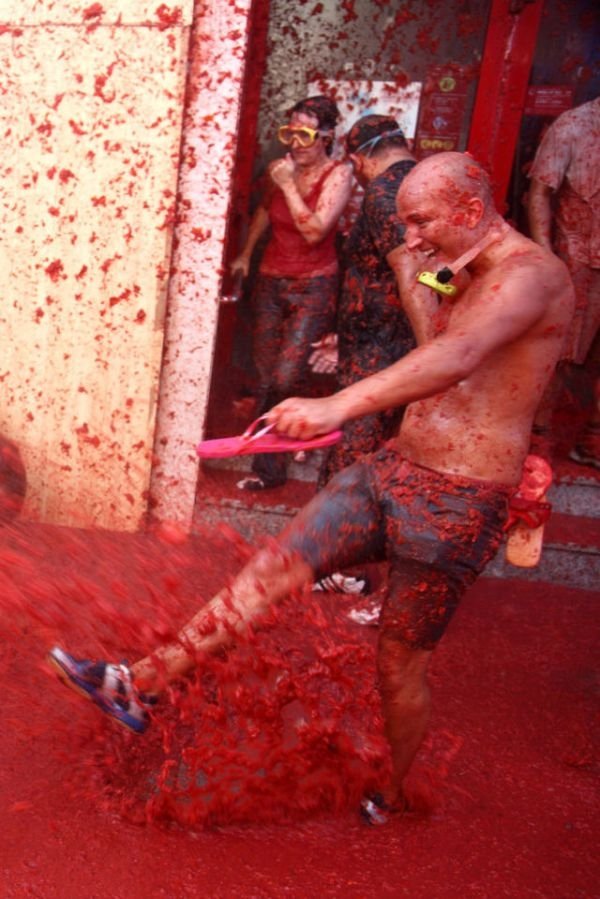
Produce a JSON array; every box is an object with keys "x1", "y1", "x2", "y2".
[
  {"x1": 377, "y1": 633, "x2": 432, "y2": 807},
  {"x1": 131, "y1": 547, "x2": 314, "y2": 693}
]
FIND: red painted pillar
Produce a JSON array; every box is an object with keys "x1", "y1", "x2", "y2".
[
  {"x1": 467, "y1": 0, "x2": 545, "y2": 211},
  {"x1": 206, "y1": 0, "x2": 271, "y2": 411},
  {"x1": 222, "y1": 0, "x2": 271, "y2": 295}
]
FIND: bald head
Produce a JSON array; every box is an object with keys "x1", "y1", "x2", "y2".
[
  {"x1": 399, "y1": 152, "x2": 493, "y2": 212},
  {"x1": 397, "y1": 153, "x2": 500, "y2": 257}
]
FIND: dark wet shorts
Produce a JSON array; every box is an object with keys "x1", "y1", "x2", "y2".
[{"x1": 280, "y1": 447, "x2": 513, "y2": 650}]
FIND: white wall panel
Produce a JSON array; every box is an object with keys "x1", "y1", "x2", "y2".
[{"x1": 0, "y1": 18, "x2": 189, "y2": 529}]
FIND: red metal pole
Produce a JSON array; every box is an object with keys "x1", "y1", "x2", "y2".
[
  {"x1": 467, "y1": 0, "x2": 545, "y2": 211},
  {"x1": 207, "y1": 0, "x2": 271, "y2": 403},
  {"x1": 221, "y1": 0, "x2": 271, "y2": 294}
]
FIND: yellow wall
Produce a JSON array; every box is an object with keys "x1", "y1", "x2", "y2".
[{"x1": 0, "y1": 2, "x2": 193, "y2": 529}]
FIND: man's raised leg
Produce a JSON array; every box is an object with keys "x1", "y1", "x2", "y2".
[
  {"x1": 132, "y1": 546, "x2": 314, "y2": 692},
  {"x1": 49, "y1": 461, "x2": 380, "y2": 735},
  {"x1": 49, "y1": 545, "x2": 314, "y2": 732}
]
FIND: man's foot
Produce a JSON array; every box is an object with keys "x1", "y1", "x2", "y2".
[
  {"x1": 569, "y1": 446, "x2": 600, "y2": 469},
  {"x1": 347, "y1": 598, "x2": 382, "y2": 626},
  {"x1": 48, "y1": 646, "x2": 150, "y2": 734},
  {"x1": 360, "y1": 791, "x2": 410, "y2": 824},
  {"x1": 359, "y1": 793, "x2": 390, "y2": 825},
  {"x1": 236, "y1": 476, "x2": 285, "y2": 491},
  {"x1": 312, "y1": 572, "x2": 370, "y2": 595}
]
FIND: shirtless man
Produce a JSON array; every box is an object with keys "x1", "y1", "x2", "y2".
[{"x1": 50, "y1": 152, "x2": 573, "y2": 817}]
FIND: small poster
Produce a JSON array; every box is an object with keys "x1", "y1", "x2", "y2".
[
  {"x1": 414, "y1": 65, "x2": 471, "y2": 158},
  {"x1": 524, "y1": 85, "x2": 574, "y2": 117}
]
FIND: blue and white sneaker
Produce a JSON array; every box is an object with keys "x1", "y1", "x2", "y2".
[{"x1": 48, "y1": 646, "x2": 150, "y2": 734}]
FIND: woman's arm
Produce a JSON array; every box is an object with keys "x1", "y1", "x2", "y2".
[
  {"x1": 270, "y1": 157, "x2": 353, "y2": 244},
  {"x1": 230, "y1": 204, "x2": 270, "y2": 277}
]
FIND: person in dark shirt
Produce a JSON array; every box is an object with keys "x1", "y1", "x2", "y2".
[
  {"x1": 310, "y1": 115, "x2": 425, "y2": 599},
  {"x1": 314, "y1": 115, "x2": 420, "y2": 487}
]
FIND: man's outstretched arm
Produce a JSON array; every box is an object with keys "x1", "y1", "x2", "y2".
[{"x1": 269, "y1": 262, "x2": 551, "y2": 439}]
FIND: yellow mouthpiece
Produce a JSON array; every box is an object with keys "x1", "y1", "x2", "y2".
[{"x1": 416, "y1": 271, "x2": 458, "y2": 297}]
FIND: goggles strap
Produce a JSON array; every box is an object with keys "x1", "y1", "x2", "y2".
[{"x1": 353, "y1": 128, "x2": 405, "y2": 157}]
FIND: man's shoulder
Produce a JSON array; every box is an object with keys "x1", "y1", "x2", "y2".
[
  {"x1": 364, "y1": 169, "x2": 404, "y2": 213},
  {"x1": 471, "y1": 235, "x2": 569, "y2": 299},
  {"x1": 543, "y1": 100, "x2": 594, "y2": 140},
  {"x1": 499, "y1": 235, "x2": 565, "y2": 273},
  {"x1": 564, "y1": 97, "x2": 599, "y2": 123},
  {"x1": 494, "y1": 239, "x2": 572, "y2": 307}
]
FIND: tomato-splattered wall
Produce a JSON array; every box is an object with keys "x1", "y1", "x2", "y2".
[
  {"x1": 255, "y1": 0, "x2": 490, "y2": 164},
  {"x1": 3, "y1": 1, "x2": 594, "y2": 532},
  {"x1": 149, "y1": 0, "x2": 258, "y2": 528},
  {"x1": 0, "y1": 1, "x2": 254, "y2": 531}
]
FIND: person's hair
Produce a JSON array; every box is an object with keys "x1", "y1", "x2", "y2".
[
  {"x1": 460, "y1": 154, "x2": 494, "y2": 208},
  {"x1": 288, "y1": 95, "x2": 340, "y2": 155},
  {"x1": 289, "y1": 95, "x2": 340, "y2": 130},
  {"x1": 345, "y1": 114, "x2": 408, "y2": 157}
]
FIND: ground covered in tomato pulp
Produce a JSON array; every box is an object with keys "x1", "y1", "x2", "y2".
[{"x1": 1, "y1": 519, "x2": 597, "y2": 898}]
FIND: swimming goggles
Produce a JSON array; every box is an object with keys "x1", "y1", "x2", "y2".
[{"x1": 277, "y1": 124, "x2": 324, "y2": 147}]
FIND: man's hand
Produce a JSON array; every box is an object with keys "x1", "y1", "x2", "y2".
[
  {"x1": 267, "y1": 395, "x2": 344, "y2": 439},
  {"x1": 230, "y1": 254, "x2": 250, "y2": 278},
  {"x1": 269, "y1": 154, "x2": 296, "y2": 188},
  {"x1": 394, "y1": 244, "x2": 431, "y2": 285},
  {"x1": 308, "y1": 333, "x2": 338, "y2": 374},
  {"x1": 392, "y1": 244, "x2": 452, "y2": 290}
]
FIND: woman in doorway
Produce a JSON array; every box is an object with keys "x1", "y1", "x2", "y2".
[{"x1": 230, "y1": 95, "x2": 353, "y2": 490}]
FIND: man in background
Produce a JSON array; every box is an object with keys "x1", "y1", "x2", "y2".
[
  {"x1": 528, "y1": 95, "x2": 600, "y2": 468},
  {"x1": 310, "y1": 115, "x2": 428, "y2": 600}
]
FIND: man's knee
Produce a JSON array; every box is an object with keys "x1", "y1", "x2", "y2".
[{"x1": 251, "y1": 543, "x2": 313, "y2": 588}]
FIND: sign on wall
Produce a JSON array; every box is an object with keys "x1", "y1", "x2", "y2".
[
  {"x1": 524, "y1": 85, "x2": 574, "y2": 117},
  {"x1": 414, "y1": 65, "x2": 471, "y2": 158}
]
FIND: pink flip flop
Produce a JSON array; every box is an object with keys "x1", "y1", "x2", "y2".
[{"x1": 196, "y1": 416, "x2": 342, "y2": 459}]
